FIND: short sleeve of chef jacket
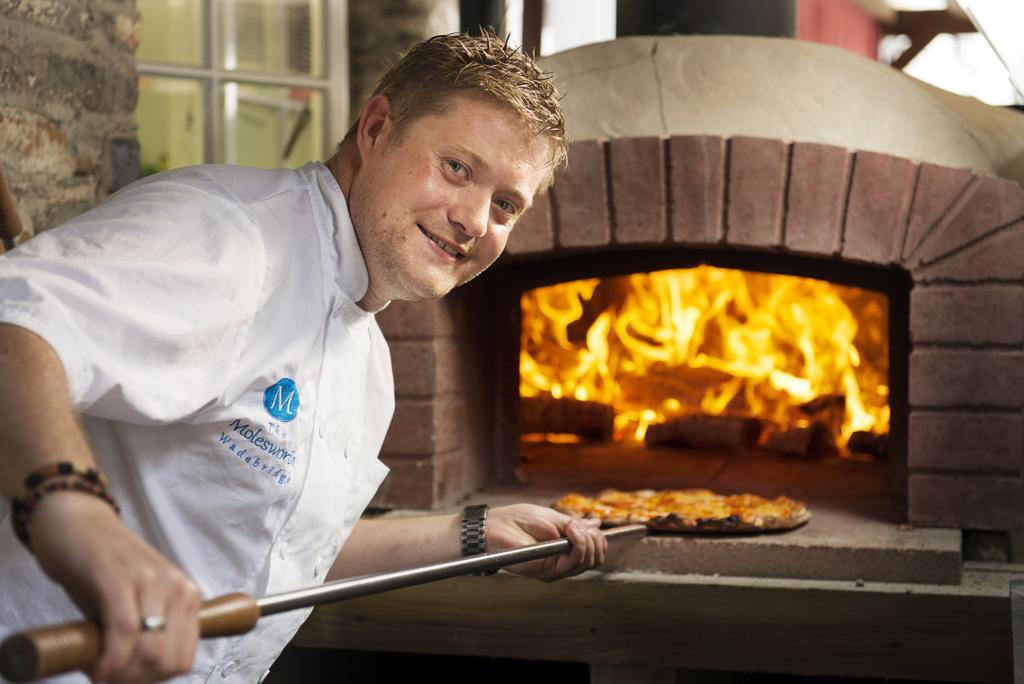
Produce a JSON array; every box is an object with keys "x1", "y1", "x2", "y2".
[{"x1": 0, "y1": 172, "x2": 276, "y2": 422}]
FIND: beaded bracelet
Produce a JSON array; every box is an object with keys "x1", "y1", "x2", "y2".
[
  {"x1": 23, "y1": 462, "x2": 108, "y2": 490},
  {"x1": 11, "y1": 462, "x2": 120, "y2": 550}
]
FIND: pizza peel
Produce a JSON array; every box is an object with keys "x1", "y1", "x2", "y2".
[{"x1": 0, "y1": 524, "x2": 647, "y2": 682}]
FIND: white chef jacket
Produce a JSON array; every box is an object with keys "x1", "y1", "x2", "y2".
[{"x1": 0, "y1": 162, "x2": 394, "y2": 683}]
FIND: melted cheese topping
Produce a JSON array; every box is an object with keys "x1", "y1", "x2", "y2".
[{"x1": 554, "y1": 488, "x2": 808, "y2": 527}]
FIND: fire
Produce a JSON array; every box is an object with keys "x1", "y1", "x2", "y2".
[{"x1": 520, "y1": 266, "x2": 889, "y2": 446}]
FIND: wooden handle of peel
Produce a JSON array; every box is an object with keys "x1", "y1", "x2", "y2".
[
  {"x1": 0, "y1": 592, "x2": 260, "y2": 682},
  {"x1": 0, "y1": 163, "x2": 23, "y2": 248}
]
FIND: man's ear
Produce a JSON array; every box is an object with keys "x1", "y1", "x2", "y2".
[{"x1": 356, "y1": 95, "x2": 393, "y2": 162}]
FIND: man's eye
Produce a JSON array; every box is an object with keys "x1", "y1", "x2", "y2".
[
  {"x1": 447, "y1": 160, "x2": 465, "y2": 175},
  {"x1": 496, "y1": 199, "x2": 516, "y2": 215}
]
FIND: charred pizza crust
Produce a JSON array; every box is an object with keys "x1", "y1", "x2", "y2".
[{"x1": 553, "y1": 488, "x2": 811, "y2": 533}]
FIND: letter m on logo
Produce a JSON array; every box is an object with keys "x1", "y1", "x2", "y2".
[{"x1": 263, "y1": 377, "x2": 300, "y2": 422}]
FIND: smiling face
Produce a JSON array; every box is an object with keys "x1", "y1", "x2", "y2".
[{"x1": 344, "y1": 94, "x2": 553, "y2": 311}]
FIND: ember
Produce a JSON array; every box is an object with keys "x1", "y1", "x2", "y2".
[{"x1": 520, "y1": 266, "x2": 889, "y2": 451}]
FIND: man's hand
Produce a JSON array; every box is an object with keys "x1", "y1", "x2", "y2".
[
  {"x1": 486, "y1": 503, "x2": 606, "y2": 581},
  {"x1": 29, "y1": 491, "x2": 202, "y2": 684},
  {"x1": 0, "y1": 323, "x2": 202, "y2": 682}
]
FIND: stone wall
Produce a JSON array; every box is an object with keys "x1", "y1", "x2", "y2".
[
  {"x1": 348, "y1": 0, "x2": 458, "y2": 129},
  {"x1": 0, "y1": 0, "x2": 140, "y2": 238}
]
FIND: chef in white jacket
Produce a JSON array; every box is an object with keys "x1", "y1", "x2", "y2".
[{"x1": 0, "y1": 31, "x2": 605, "y2": 684}]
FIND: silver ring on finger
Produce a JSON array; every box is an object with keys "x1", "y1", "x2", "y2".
[{"x1": 140, "y1": 615, "x2": 167, "y2": 633}]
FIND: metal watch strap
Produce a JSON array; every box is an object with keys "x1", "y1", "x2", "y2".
[{"x1": 460, "y1": 504, "x2": 489, "y2": 556}]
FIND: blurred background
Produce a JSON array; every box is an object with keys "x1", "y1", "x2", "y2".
[{"x1": 133, "y1": 0, "x2": 1023, "y2": 175}]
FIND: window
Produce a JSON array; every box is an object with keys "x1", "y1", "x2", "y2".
[{"x1": 135, "y1": 0, "x2": 347, "y2": 175}]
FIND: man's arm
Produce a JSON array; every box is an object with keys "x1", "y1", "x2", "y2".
[
  {"x1": 0, "y1": 323, "x2": 202, "y2": 683},
  {"x1": 328, "y1": 503, "x2": 605, "y2": 581}
]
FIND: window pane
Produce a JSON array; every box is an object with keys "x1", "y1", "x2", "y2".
[
  {"x1": 137, "y1": 76, "x2": 206, "y2": 174},
  {"x1": 222, "y1": 84, "x2": 323, "y2": 168},
  {"x1": 219, "y1": 0, "x2": 323, "y2": 77},
  {"x1": 136, "y1": 0, "x2": 203, "y2": 66}
]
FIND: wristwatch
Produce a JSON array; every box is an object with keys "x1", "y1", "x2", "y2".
[
  {"x1": 460, "y1": 503, "x2": 489, "y2": 556},
  {"x1": 460, "y1": 504, "x2": 497, "y2": 576}
]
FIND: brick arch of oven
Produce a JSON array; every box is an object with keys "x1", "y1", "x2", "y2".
[{"x1": 375, "y1": 134, "x2": 1024, "y2": 531}]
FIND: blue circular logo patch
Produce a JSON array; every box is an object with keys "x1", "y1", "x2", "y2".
[{"x1": 263, "y1": 378, "x2": 300, "y2": 422}]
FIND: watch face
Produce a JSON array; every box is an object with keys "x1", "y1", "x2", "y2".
[{"x1": 464, "y1": 504, "x2": 488, "y2": 521}]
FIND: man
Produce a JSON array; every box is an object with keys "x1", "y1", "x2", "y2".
[{"x1": 0, "y1": 32, "x2": 605, "y2": 683}]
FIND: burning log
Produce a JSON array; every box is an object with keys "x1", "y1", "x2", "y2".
[
  {"x1": 519, "y1": 396, "x2": 615, "y2": 442},
  {"x1": 645, "y1": 414, "x2": 763, "y2": 450},
  {"x1": 848, "y1": 431, "x2": 889, "y2": 459},
  {"x1": 799, "y1": 394, "x2": 845, "y2": 415},
  {"x1": 762, "y1": 422, "x2": 838, "y2": 458},
  {"x1": 618, "y1": 365, "x2": 733, "y2": 410},
  {"x1": 797, "y1": 394, "x2": 845, "y2": 440}
]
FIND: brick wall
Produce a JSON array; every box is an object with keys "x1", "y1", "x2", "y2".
[
  {"x1": 372, "y1": 298, "x2": 474, "y2": 509},
  {"x1": 380, "y1": 133, "x2": 1024, "y2": 530},
  {"x1": 0, "y1": 0, "x2": 140, "y2": 238}
]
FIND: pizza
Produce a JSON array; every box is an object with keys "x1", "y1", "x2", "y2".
[{"x1": 553, "y1": 488, "x2": 811, "y2": 533}]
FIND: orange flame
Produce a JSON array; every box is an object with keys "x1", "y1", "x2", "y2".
[{"x1": 520, "y1": 266, "x2": 889, "y2": 445}]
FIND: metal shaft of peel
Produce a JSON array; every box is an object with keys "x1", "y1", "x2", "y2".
[{"x1": 257, "y1": 524, "x2": 648, "y2": 616}]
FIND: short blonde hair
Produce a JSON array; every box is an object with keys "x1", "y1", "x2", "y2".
[{"x1": 342, "y1": 30, "x2": 567, "y2": 173}]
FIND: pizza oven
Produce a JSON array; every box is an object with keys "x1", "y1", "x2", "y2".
[
  {"x1": 370, "y1": 125, "x2": 985, "y2": 585},
  {"x1": 371, "y1": 37, "x2": 1024, "y2": 554},
  {"x1": 289, "y1": 36, "x2": 1024, "y2": 683}
]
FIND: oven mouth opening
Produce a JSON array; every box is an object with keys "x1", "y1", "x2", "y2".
[
  {"x1": 516, "y1": 264, "x2": 891, "y2": 496},
  {"x1": 520, "y1": 265, "x2": 889, "y2": 449}
]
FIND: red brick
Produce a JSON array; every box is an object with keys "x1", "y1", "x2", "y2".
[
  {"x1": 372, "y1": 445, "x2": 473, "y2": 510},
  {"x1": 901, "y1": 163, "x2": 973, "y2": 261},
  {"x1": 908, "y1": 411, "x2": 1022, "y2": 473},
  {"x1": 609, "y1": 136, "x2": 666, "y2": 244},
  {"x1": 553, "y1": 139, "x2": 610, "y2": 248},
  {"x1": 433, "y1": 444, "x2": 491, "y2": 508},
  {"x1": 505, "y1": 191, "x2": 554, "y2": 255},
  {"x1": 909, "y1": 474, "x2": 1024, "y2": 529},
  {"x1": 377, "y1": 299, "x2": 458, "y2": 340},
  {"x1": 382, "y1": 395, "x2": 464, "y2": 455},
  {"x1": 430, "y1": 339, "x2": 461, "y2": 395},
  {"x1": 668, "y1": 135, "x2": 724, "y2": 244},
  {"x1": 842, "y1": 151, "x2": 916, "y2": 264},
  {"x1": 962, "y1": 477, "x2": 1024, "y2": 529},
  {"x1": 910, "y1": 285, "x2": 1024, "y2": 346},
  {"x1": 389, "y1": 340, "x2": 434, "y2": 398},
  {"x1": 389, "y1": 338, "x2": 463, "y2": 398},
  {"x1": 370, "y1": 456, "x2": 437, "y2": 509},
  {"x1": 909, "y1": 350, "x2": 1024, "y2": 408},
  {"x1": 725, "y1": 136, "x2": 787, "y2": 248},
  {"x1": 914, "y1": 176, "x2": 1024, "y2": 267},
  {"x1": 909, "y1": 474, "x2": 961, "y2": 527},
  {"x1": 784, "y1": 142, "x2": 849, "y2": 255},
  {"x1": 433, "y1": 448, "x2": 465, "y2": 508},
  {"x1": 913, "y1": 220, "x2": 1024, "y2": 282}
]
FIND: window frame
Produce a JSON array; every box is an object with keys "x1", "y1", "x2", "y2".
[{"x1": 136, "y1": 0, "x2": 348, "y2": 165}]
